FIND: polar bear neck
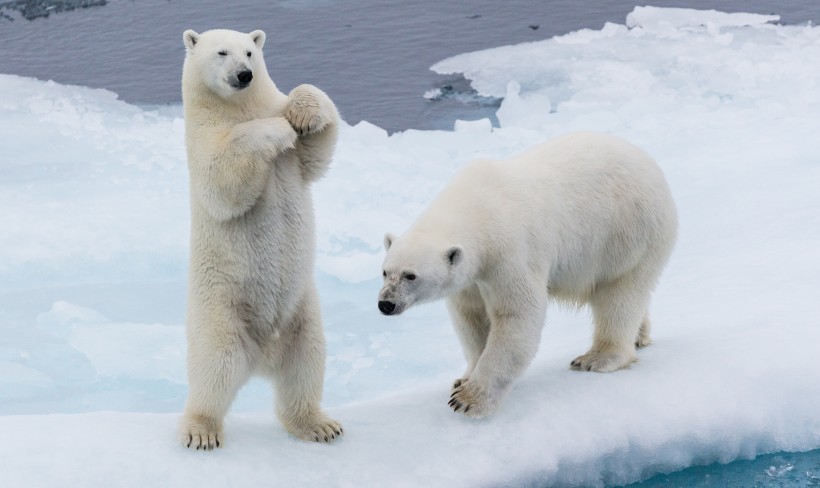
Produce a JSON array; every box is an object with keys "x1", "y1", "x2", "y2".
[{"x1": 409, "y1": 181, "x2": 487, "y2": 247}]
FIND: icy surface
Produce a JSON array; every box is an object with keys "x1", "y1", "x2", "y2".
[{"x1": 2, "y1": 6, "x2": 820, "y2": 487}]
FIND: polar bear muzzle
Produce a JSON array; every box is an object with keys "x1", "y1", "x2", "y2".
[
  {"x1": 232, "y1": 69, "x2": 253, "y2": 89},
  {"x1": 378, "y1": 300, "x2": 396, "y2": 315}
]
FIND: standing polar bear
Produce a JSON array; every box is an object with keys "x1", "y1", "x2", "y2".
[
  {"x1": 379, "y1": 132, "x2": 677, "y2": 418},
  {"x1": 179, "y1": 28, "x2": 341, "y2": 449}
]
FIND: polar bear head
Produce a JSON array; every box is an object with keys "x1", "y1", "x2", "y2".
[
  {"x1": 182, "y1": 29, "x2": 267, "y2": 100},
  {"x1": 378, "y1": 232, "x2": 465, "y2": 316}
]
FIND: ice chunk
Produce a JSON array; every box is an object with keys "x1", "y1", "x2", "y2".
[
  {"x1": 495, "y1": 81, "x2": 552, "y2": 128},
  {"x1": 626, "y1": 6, "x2": 780, "y2": 33},
  {"x1": 453, "y1": 117, "x2": 492, "y2": 133}
]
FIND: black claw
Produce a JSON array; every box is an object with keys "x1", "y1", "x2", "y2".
[
  {"x1": 186, "y1": 435, "x2": 192, "y2": 448},
  {"x1": 216, "y1": 439, "x2": 221, "y2": 448},
  {"x1": 324, "y1": 435, "x2": 329, "y2": 442},
  {"x1": 465, "y1": 405, "x2": 471, "y2": 413},
  {"x1": 314, "y1": 434, "x2": 319, "y2": 442}
]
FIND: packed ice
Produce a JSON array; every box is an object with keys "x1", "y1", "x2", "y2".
[{"x1": 2, "y1": 6, "x2": 819, "y2": 487}]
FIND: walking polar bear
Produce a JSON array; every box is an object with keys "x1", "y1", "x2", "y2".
[
  {"x1": 179, "y1": 28, "x2": 341, "y2": 449},
  {"x1": 379, "y1": 132, "x2": 677, "y2": 418}
]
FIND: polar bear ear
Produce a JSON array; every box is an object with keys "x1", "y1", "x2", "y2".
[
  {"x1": 183, "y1": 30, "x2": 200, "y2": 51},
  {"x1": 250, "y1": 30, "x2": 266, "y2": 49},
  {"x1": 446, "y1": 246, "x2": 463, "y2": 266},
  {"x1": 384, "y1": 233, "x2": 397, "y2": 251}
]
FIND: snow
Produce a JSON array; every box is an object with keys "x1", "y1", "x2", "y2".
[{"x1": 2, "y1": 5, "x2": 820, "y2": 487}]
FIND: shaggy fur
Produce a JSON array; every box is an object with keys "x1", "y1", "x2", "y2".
[
  {"x1": 179, "y1": 28, "x2": 341, "y2": 449},
  {"x1": 379, "y1": 132, "x2": 677, "y2": 418}
]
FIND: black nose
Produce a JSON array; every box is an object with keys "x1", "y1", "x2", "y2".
[
  {"x1": 237, "y1": 70, "x2": 253, "y2": 84},
  {"x1": 378, "y1": 301, "x2": 396, "y2": 315}
]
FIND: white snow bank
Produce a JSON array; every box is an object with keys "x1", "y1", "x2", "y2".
[
  {"x1": 4, "y1": 319, "x2": 820, "y2": 487},
  {"x1": 2, "y1": 5, "x2": 820, "y2": 487}
]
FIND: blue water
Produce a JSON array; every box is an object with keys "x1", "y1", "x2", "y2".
[{"x1": 624, "y1": 449, "x2": 820, "y2": 487}]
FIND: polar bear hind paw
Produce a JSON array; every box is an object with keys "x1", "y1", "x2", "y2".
[
  {"x1": 179, "y1": 415, "x2": 222, "y2": 451},
  {"x1": 287, "y1": 416, "x2": 343, "y2": 443},
  {"x1": 570, "y1": 351, "x2": 636, "y2": 373}
]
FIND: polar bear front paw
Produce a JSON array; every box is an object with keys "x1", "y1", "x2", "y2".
[
  {"x1": 285, "y1": 85, "x2": 334, "y2": 136},
  {"x1": 448, "y1": 379, "x2": 498, "y2": 418},
  {"x1": 179, "y1": 414, "x2": 223, "y2": 451},
  {"x1": 285, "y1": 414, "x2": 344, "y2": 444},
  {"x1": 570, "y1": 351, "x2": 635, "y2": 372}
]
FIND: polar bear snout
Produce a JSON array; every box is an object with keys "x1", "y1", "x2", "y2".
[
  {"x1": 378, "y1": 300, "x2": 396, "y2": 315},
  {"x1": 233, "y1": 69, "x2": 253, "y2": 89},
  {"x1": 237, "y1": 70, "x2": 253, "y2": 84}
]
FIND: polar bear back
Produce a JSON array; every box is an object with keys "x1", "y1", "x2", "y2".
[{"x1": 412, "y1": 131, "x2": 677, "y2": 299}]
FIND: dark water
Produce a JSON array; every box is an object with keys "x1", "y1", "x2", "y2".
[{"x1": 1, "y1": 0, "x2": 818, "y2": 131}]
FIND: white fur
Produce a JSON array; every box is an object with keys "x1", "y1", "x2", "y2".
[
  {"x1": 179, "y1": 28, "x2": 342, "y2": 449},
  {"x1": 379, "y1": 132, "x2": 678, "y2": 418}
]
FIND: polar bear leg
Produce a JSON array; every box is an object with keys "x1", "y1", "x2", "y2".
[
  {"x1": 449, "y1": 277, "x2": 547, "y2": 418},
  {"x1": 267, "y1": 287, "x2": 342, "y2": 443},
  {"x1": 571, "y1": 279, "x2": 650, "y2": 372},
  {"x1": 286, "y1": 85, "x2": 338, "y2": 183},
  {"x1": 636, "y1": 316, "x2": 652, "y2": 348},
  {"x1": 179, "y1": 326, "x2": 251, "y2": 450},
  {"x1": 446, "y1": 284, "x2": 491, "y2": 389}
]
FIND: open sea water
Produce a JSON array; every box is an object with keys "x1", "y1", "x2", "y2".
[{"x1": 1, "y1": 0, "x2": 818, "y2": 485}]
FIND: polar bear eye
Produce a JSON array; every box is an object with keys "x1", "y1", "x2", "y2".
[
  {"x1": 246, "y1": 51, "x2": 252, "y2": 58},
  {"x1": 218, "y1": 50, "x2": 227, "y2": 56},
  {"x1": 405, "y1": 273, "x2": 416, "y2": 281}
]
